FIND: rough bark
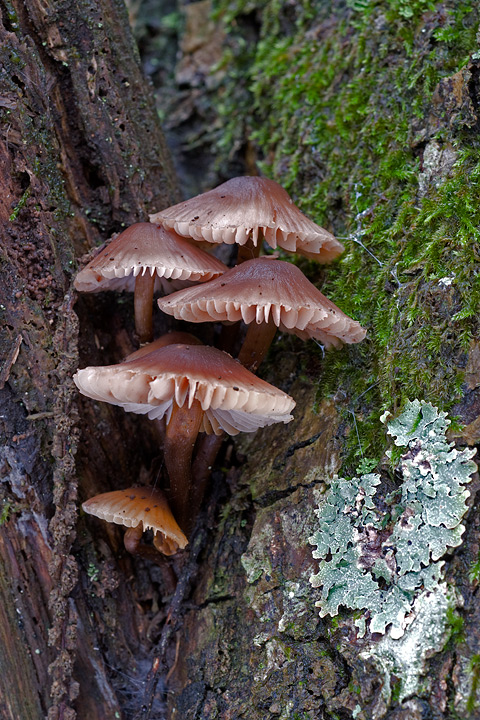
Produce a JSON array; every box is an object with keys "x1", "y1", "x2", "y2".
[
  {"x1": 2, "y1": 0, "x2": 480, "y2": 719},
  {"x1": 155, "y1": 1, "x2": 480, "y2": 719},
  {"x1": 0, "y1": 0, "x2": 177, "y2": 718}
]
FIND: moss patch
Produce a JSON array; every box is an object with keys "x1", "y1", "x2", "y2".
[{"x1": 213, "y1": 0, "x2": 480, "y2": 470}]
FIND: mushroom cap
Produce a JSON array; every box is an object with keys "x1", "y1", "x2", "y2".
[
  {"x1": 149, "y1": 176, "x2": 344, "y2": 262},
  {"x1": 157, "y1": 257, "x2": 366, "y2": 349},
  {"x1": 74, "y1": 343, "x2": 295, "y2": 435},
  {"x1": 123, "y1": 332, "x2": 202, "y2": 363},
  {"x1": 74, "y1": 223, "x2": 228, "y2": 293},
  {"x1": 82, "y1": 487, "x2": 188, "y2": 554}
]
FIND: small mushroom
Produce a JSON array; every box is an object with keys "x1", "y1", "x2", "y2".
[
  {"x1": 150, "y1": 176, "x2": 344, "y2": 264},
  {"x1": 74, "y1": 222, "x2": 227, "y2": 344},
  {"x1": 123, "y1": 331, "x2": 203, "y2": 362},
  {"x1": 74, "y1": 343, "x2": 295, "y2": 531},
  {"x1": 122, "y1": 332, "x2": 204, "y2": 455},
  {"x1": 82, "y1": 486, "x2": 188, "y2": 556},
  {"x1": 157, "y1": 257, "x2": 367, "y2": 371}
]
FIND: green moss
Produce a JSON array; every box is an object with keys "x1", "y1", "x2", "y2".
[
  {"x1": 9, "y1": 187, "x2": 31, "y2": 222},
  {"x1": 86, "y1": 562, "x2": 100, "y2": 582},
  {"x1": 348, "y1": 680, "x2": 362, "y2": 695},
  {"x1": 467, "y1": 654, "x2": 480, "y2": 714},
  {"x1": 0, "y1": 501, "x2": 11, "y2": 525},
  {"x1": 2, "y1": 46, "x2": 74, "y2": 272},
  {"x1": 213, "y1": 0, "x2": 480, "y2": 469},
  {"x1": 3, "y1": 0, "x2": 20, "y2": 31},
  {"x1": 445, "y1": 605, "x2": 465, "y2": 644},
  {"x1": 469, "y1": 552, "x2": 480, "y2": 583}
]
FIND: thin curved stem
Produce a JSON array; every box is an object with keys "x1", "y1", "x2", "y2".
[
  {"x1": 236, "y1": 236, "x2": 261, "y2": 265},
  {"x1": 153, "y1": 531, "x2": 180, "y2": 556},
  {"x1": 218, "y1": 321, "x2": 241, "y2": 354},
  {"x1": 164, "y1": 399, "x2": 204, "y2": 534},
  {"x1": 134, "y1": 271, "x2": 156, "y2": 344},
  {"x1": 124, "y1": 524, "x2": 144, "y2": 555},
  {"x1": 124, "y1": 525, "x2": 178, "y2": 587},
  {"x1": 237, "y1": 318, "x2": 278, "y2": 373},
  {"x1": 190, "y1": 431, "x2": 225, "y2": 512}
]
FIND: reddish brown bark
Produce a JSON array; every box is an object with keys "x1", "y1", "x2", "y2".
[{"x1": 0, "y1": 0, "x2": 178, "y2": 717}]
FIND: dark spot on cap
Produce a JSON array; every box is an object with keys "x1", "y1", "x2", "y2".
[
  {"x1": 191, "y1": 216, "x2": 199, "y2": 221},
  {"x1": 145, "y1": 507, "x2": 151, "y2": 512}
]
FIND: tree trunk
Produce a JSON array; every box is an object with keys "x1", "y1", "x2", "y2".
[
  {"x1": 2, "y1": 1, "x2": 480, "y2": 719},
  {"x1": 157, "y1": 2, "x2": 480, "y2": 719},
  {"x1": 0, "y1": 0, "x2": 177, "y2": 718}
]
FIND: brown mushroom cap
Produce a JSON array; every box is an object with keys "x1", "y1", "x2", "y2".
[
  {"x1": 74, "y1": 222, "x2": 228, "y2": 293},
  {"x1": 149, "y1": 176, "x2": 344, "y2": 262},
  {"x1": 82, "y1": 486, "x2": 188, "y2": 554},
  {"x1": 73, "y1": 343, "x2": 295, "y2": 435},
  {"x1": 157, "y1": 257, "x2": 366, "y2": 349},
  {"x1": 123, "y1": 331, "x2": 202, "y2": 363}
]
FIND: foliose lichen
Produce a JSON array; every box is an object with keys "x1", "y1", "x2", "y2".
[{"x1": 309, "y1": 399, "x2": 476, "y2": 641}]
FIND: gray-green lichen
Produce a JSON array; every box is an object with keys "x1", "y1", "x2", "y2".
[
  {"x1": 309, "y1": 400, "x2": 476, "y2": 646},
  {"x1": 366, "y1": 586, "x2": 453, "y2": 708}
]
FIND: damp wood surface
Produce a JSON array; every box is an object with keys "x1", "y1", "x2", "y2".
[
  {"x1": 1, "y1": 0, "x2": 480, "y2": 719},
  {"x1": 154, "y1": 0, "x2": 480, "y2": 718},
  {"x1": 0, "y1": 0, "x2": 177, "y2": 718}
]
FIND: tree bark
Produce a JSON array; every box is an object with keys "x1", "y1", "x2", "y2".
[
  {"x1": 0, "y1": 1, "x2": 177, "y2": 718},
  {"x1": 2, "y1": 1, "x2": 480, "y2": 719},
  {"x1": 156, "y1": 2, "x2": 480, "y2": 719}
]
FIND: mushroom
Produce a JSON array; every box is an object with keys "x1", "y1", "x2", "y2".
[
  {"x1": 74, "y1": 222, "x2": 228, "y2": 344},
  {"x1": 149, "y1": 176, "x2": 344, "y2": 264},
  {"x1": 82, "y1": 486, "x2": 188, "y2": 556},
  {"x1": 122, "y1": 332, "x2": 204, "y2": 453},
  {"x1": 157, "y1": 257, "x2": 367, "y2": 372},
  {"x1": 123, "y1": 331, "x2": 203, "y2": 362},
  {"x1": 74, "y1": 343, "x2": 295, "y2": 531}
]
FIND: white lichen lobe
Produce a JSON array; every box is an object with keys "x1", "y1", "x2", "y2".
[{"x1": 309, "y1": 400, "x2": 476, "y2": 700}]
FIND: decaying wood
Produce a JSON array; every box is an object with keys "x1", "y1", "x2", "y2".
[
  {"x1": 0, "y1": 0, "x2": 178, "y2": 717},
  {"x1": 3, "y1": 0, "x2": 480, "y2": 718}
]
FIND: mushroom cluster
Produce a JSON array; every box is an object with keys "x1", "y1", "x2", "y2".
[
  {"x1": 74, "y1": 175, "x2": 366, "y2": 555},
  {"x1": 75, "y1": 343, "x2": 295, "y2": 531}
]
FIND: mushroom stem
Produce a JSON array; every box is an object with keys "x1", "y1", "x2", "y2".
[
  {"x1": 164, "y1": 398, "x2": 204, "y2": 533},
  {"x1": 218, "y1": 321, "x2": 241, "y2": 354},
  {"x1": 236, "y1": 237, "x2": 261, "y2": 265},
  {"x1": 124, "y1": 524, "x2": 144, "y2": 555},
  {"x1": 237, "y1": 318, "x2": 278, "y2": 373},
  {"x1": 134, "y1": 271, "x2": 156, "y2": 344},
  {"x1": 124, "y1": 524, "x2": 171, "y2": 561},
  {"x1": 153, "y1": 417, "x2": 167, "y2": 451},
  {"x1": 153, "y1": 531, "x2": 182, "y2": 556},
  {"x1": 124, "y1": 525, "x2": 178, "y2": 587},
  {"x1": 190, "y1": 432, "x2": 225, "y2": 513}
]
